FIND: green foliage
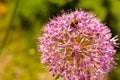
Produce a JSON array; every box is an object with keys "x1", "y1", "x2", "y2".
[{"x1": 77, "y1": 0, "x2": 107, "y2": 21}]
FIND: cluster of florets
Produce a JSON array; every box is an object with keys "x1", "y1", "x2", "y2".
[{"x1": 38, "y1": 10, "x2": 118, "y2": 80}]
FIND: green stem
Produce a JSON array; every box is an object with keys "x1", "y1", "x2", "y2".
[
  {"x1": 54, "y1": 74, "x2": 60, "y2": 80},
  {"x1": 0, "y1": 0, "x2": 19, "y2": 54}
]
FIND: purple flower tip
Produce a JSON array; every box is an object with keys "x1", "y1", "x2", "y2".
[{"x1": 38, "y1": 9, "x2": 118, "y2": 80}]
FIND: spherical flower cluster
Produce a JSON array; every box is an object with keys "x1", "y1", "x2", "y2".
[{"x1": 38, "y1": 10, "x2": 118, "y2": 80}]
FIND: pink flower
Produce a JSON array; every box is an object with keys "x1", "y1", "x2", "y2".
[{"x1": 38, "y1": 9, "x2": 118, "y2": 80}]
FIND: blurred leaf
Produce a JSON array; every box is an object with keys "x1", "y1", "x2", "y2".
[{"x1": 77, "y1": 0, "x2": 107, "y2": 21}]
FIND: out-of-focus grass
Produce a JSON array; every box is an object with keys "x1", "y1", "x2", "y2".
[
  {"x1": 0, "y1": 0, "x2": 120, "y2": 80},
  {"x1": 0, "y1": 1, "x2": 46, "y2": 80}
]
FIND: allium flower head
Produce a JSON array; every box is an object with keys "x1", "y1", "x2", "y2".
[{"x1": 38, "y1": 9, "x2": 118, "y2": 80}]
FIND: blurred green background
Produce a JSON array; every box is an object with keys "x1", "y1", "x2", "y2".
[{"x1": 0, "y1": 0, "x2": 120, "y2": 80}]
